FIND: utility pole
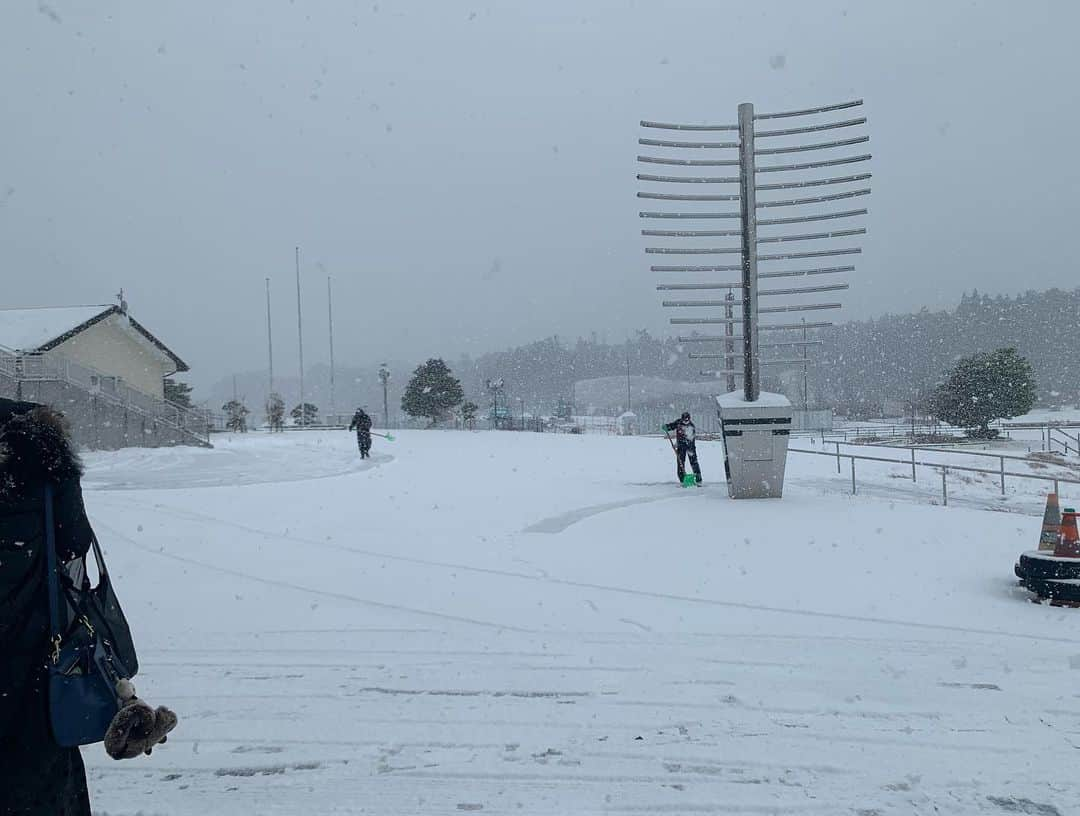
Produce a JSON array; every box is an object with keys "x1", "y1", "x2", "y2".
[
  {"x1": 486, "y1": 378, "x2": 504, "y2": 429},
  {"x1": 736, "y1": 102, "x2": 759, "y2": 402},
  {"x1": 802, "y1": 318, "x2": 809, "y2": 411},
  {"x1": 625, "y1": 344, "x2": 632, "y2": 414},
  {"x1": 912, "y1": 387, "x2": 918, "y2": 439},
  {"x1": 725, "y1": 290, "x2": 736, "y2": 393},
  {"x1": 295, "y1": 246, "x2": 305, "y2": 425},
  {"x1": 265, "y1": 277, "x2": 274, "y2": 399},
  {"x1": 378, "y1": 363, "x2": 390, "y2": 428},
  {"x1": 327, "y1": 276, "x2": 336, "y2": 423}
]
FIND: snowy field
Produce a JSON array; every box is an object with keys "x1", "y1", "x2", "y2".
[{"x1": 78, "y1": 430, "x2": 1080, "y2": 815}]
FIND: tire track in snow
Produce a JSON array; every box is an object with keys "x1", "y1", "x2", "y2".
[
  {"x1": 523, "y1": 494, "x2": 693, "y2": 533},
  {"x1": 92, "y1": 499, "x2": 1080, "y2": 645},
  {"x1": 92, "y1": 518, "x2": 532, "y2": 633}
]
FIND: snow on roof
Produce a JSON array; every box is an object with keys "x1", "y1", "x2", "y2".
[
  {"x1": 0, "y1": 305, "x2": 113, "y2": 352},
  {"x1": 0, "y1": 304, "x2": 190, "y2": 372}
]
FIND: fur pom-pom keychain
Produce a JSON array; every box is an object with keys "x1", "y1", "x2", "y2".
[{"x1": 103, "y1": 678, "x2": 178, "y2": 760}]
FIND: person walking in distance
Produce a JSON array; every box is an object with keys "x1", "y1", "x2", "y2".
[
  {"x1": 663, "y1": 411, "x2": 702, "y2": 486},
  {"x1": 348, "y1": 406, "x2": 373, "y2": 459}
]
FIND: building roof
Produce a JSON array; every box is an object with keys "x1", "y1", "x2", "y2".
[{"x1": 0, "y1": 304, "x2": 189, "y2": 373}]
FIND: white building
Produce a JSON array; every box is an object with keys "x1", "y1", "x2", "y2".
[{"x1": 0, "y1": 303, "x2": 188, "y2": 400}]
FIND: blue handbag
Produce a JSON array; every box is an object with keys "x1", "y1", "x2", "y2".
[{"x1": 44, "y1": 482, "x2": 139, "y2": 747}]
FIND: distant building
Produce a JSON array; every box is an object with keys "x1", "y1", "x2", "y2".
[
  {"x1": 0, "y1": 303, "x2": 188, "y2": 399},
  {"x1": 0, "y1": 302, "x2": 206, "y2": 449}
]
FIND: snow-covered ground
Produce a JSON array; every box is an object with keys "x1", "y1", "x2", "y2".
[{"x1": 80, "y1": 430, "x2": 1080, "y2": 815}]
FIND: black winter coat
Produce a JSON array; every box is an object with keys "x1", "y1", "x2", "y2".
[
  {"x1": 0, "y1": 400, "x2": 93, "y2": 816},
  {"x1": 349, "y1": 410, "x2": 372, "y2": 434}
]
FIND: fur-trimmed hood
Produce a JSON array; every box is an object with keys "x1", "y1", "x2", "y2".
[{"x1": 0, "y1": 398, "x2": 82, "y2": 490}]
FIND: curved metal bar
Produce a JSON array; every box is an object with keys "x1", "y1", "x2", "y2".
[
  {"x1": 756, "y1": 154, "x2": 872, "y2": 174},
  {"x1": 653, "y1": 263, "x2": 854, "y2": 276},
  {"x1": 756, "y1": 173, "x2": 871, "y2": 192},
  {"x1": 756, "y1": 189, "x2": 870, "y2": 208},
  {"x1": 759, "y1": 265, "x2": 855, "y2": 279},
  {"x1": 754, "y1": 99, "x2": 863, "y2": 120},
  {"x1": 670, "y1": 303, "x2": 841, "y2": 323},
  {"x1": 639, "y1": 137, "x2": 740, "y2": 149},
  {"x1": 762, "y1": 321, "x2": 834, "y2": 331},
  {"x1": 651, "y1": 264, "x2": 742, "y2": 272},
  {"x1": 638, "y1": 155, "x2": 741, "y2": 167},
  {"x1": 755, "y1": 135, "x2": 869, "y2": 156},
  {"x1": 760, "y1": 303, "x2": 843, "y2": 313},
  {"x1": 756, "y1": 228, "x2": 866, "y2": 244},
  {"x1": 662, "y1": 284, "x2": 848, "y2": 307},
  {"x1": 664, "y1": 299, "x2": 740, "y2": 307},
  {"x1": 756, "y1": 117, "x2": 866, "y2": 138},
  {"x1": 640, "y1": 119, "x2": 738, "y2": 131},
  {"x1": 685, "y1": 340, "x2": 824, "y2": 349},
  {"x1": 693, "y1": 354, "x2": 817, "y2": 365},
  {"x1": 657, "y1": 282, "x2": 742, "y2": 290},
  {"x1": 758, "y1": 209, "x2": 867, "y2": 226},
  {"x1": 758, "y1": 248, "x2": 862, "y2": 261},
  {"x1": 646, "y1": 246, "x2": 742, "y2": 255},
  {"x1": 637, "y1": 173, "x2": 740, "y2": 183},
  {"x1": 640, "y1": 211, "x2": 741, "y2": 219},
  {"x1": 677, "y1": 322, "x2": 833, "y2": 341},
  {"x1": 638, "y1": 192, "x2": 741, "y2": 202},
  {"x1": 762, "y1": 283, "x2": 849, "y2": 296},
  {"x1": 643, "y1": 228, "x2": 742, "y2": 237}
]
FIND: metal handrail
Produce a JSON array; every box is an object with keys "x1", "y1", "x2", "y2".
[
  {"x1": 828, "y1": 438, "x2": 1040, "y2": 464},
  {"x1": 790, "y1": 445, "x2": 1080, "y2": 504},
  {"x1": 0, "y1": 345, "x2": 209, "y2": 444}
]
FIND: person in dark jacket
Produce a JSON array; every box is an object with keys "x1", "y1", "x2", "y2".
[
  {"x1": 348, "y1": 407, "x2": 373, "y2": 459},
  {"x1": 0, "y1": 399, "x2": 94, "y2": 816},
  {"x1": 663, "y1": 411, "x2": 702, "y2": 485}
]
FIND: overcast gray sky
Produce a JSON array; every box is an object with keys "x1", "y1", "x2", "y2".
[{"x1": 2, "y1": 1, "x2": 1076, "y2": 393}]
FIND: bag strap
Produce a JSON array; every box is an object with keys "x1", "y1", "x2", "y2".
[
  {"x1": 88, "y1": 531, "x2": 109, "y2": 584},
  {"x1": 43, "y1": 483, "x2": 63, "y2": 650}
]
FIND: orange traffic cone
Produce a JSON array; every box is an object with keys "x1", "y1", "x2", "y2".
[
  {"x1": 1039, "y1": 493, "x2": 1062, "y2": 551},
  {"x1": 1054, "y1": 508, "x2": 1080, "y2": 558}
]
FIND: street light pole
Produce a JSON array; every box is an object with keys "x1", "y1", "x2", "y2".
[
  {"x1": 802, "y1": 318, "x2": 808, "y2": 411},
  {"x1": 378, "y1": 363, "x2": 390, "y2": 428},
  {"x1": 295, "y1": 246, "x2": 305, "y2": 425},
  {"x1": 265, "y1": 277, "x2": 274, "y2": 399},
  {"x1": 327, "y1": 276, "x2": 336, "y2": 423}
]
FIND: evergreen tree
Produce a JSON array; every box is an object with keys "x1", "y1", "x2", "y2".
[
  {"x1": 291, "y1": 402, "x2": 319, "y2": 426},
  {"x1": 222, "y1": 398, "x2": 250, "y2": 432},
  {"x1": 460, "y1": 400, "x2": 478, "y2": 429},
  {"x1": 165, "y1": 378, "x2": 194, "y2": 410},
  {"x1": 266, "y1": 392, "x2": 285, "y2": 432},
  {"x1": 401, "y1": 359, "x2": 464, "y2": 426},
  {"x1": 931, "y1": 347, "x2": 1036, "y2": 437}
]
